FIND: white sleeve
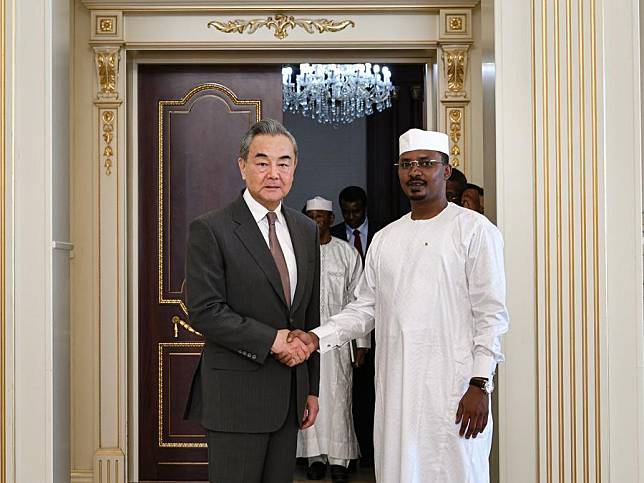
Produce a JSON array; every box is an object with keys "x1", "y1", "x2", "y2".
[
  {"x1": 465, "y1": 222, "x2": 510, "y2": 378},
  {"x1": 313, "y1": 239, "x2": 377, "y2": 353},
  {"x1": 348, "y1": 248, "x2": 371, "y2": 349}
]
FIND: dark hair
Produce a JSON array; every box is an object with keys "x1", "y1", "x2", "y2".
[
  {"x1": 239, "y1": 119, "x2": 298, "y2": 160},
  {"x1": 448, "y1": 167, "x2": 468, "y2": 191},
  {"x1": 464, "y1": 183, "x2": 484, "y2": 195},
  {"x1": 338, "y1": 186, "x2": 367, "y2": 205}
]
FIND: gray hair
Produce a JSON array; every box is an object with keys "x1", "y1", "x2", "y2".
[{"x1": 239, "y1": 119, "x2": 298, "y2": 161}]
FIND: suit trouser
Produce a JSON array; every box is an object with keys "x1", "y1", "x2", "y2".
[{"x1": 206, "y1": 375, "x2": 299, "y2": 483}]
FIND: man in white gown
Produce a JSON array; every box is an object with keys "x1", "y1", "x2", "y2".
[
  {"x1": 287, "y1": 129, "x2": 509, "y2": 483},
  {"x1": 297, "y1": 196, "x2": 371, "y2": 483}
]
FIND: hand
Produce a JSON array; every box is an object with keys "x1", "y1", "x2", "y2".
[
  {"x1": 287, "y1": 330, "x2": 319, "y2": 354},
  {"x1": 353, "y1": 348, "x2": 368, "y2": 368},
  {"x1": 455, "y1": 385, "x2": 489, "y2": 439},
  {"x1": 300, "y1": 395, "x2": 319, "y2": 429},
  {"x1": 272, "y1": 329, "x2": 309, "y2": 367}
]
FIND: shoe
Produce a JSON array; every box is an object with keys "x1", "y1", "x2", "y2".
[
  {"x1": 306, "y1": 461, "x2": 327, "y2": 480},
  {"x1": 330, "y1": 464, "x2": 349, "y2": 483}
]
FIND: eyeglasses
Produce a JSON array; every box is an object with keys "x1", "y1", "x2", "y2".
[{"x1": 394, "y1": 158, "x2": 445, "y2": 170}]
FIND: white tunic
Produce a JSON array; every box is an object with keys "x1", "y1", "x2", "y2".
[
  {"x1": 314, "y1": 203, "x2": 509, "y2": 483},
  {"x1": 297, "y1": 237, "x2": 369, "y2": 460}
]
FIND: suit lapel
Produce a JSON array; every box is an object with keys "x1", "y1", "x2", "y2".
[
  {"x1": 231, "y1": 197, "x2": 289, "y2": 308},
  {"x1": 283, "y1": 207, "x2": 308, "y2": 313}
]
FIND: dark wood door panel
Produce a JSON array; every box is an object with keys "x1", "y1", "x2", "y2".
[{"x1": 138, "y1": 64, "x2": 282, "y2": 481}]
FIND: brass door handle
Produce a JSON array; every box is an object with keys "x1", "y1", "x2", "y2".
[{"x1": 171, "y1": 315, "x2": 203, "y2": 338}]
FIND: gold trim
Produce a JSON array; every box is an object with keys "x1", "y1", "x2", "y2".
[
  {"x1": 590, "y1": 0, "x2": 601, "y2": 479},
  {"x1": 539, "y1": 0, "x2": 553, "y2": 480},
  {"x1": 565, "y1": 0, "x2": 578, "y2": 480},
  {"x1": 157, "y1": 83, "x2": 261, "y2": 317},
  {"x1": 82, "y1": 4, "x2": 479, "y2": 13},
  {"x1": 158, "y1": 342, "x2": 206, "y2": 448},
  {"x1": 553, "y1": 0, "x2": 564, "y2": 480},
  {"x1": 158, "y1": 461, "x2": 208, "y2": 465},
  {"x1": 208, "y1": 14, "x2": 355, "y2": 40},
  {"x1": 578, "y1": 0, "x2": 590, "y2": 479},
  {"x1": 0, "y1": 0, "x2": 5, "y2": 478}
]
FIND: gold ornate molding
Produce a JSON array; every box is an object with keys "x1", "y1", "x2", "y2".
[
  {"x1": 94, "y1": 47, "x2": 120, "y2": 99},
  {"x1": 208, "y1": 14, "x2": 355, "y2": 40},
  {"x1": 101, "y1": 110, "x2": 116, "y2": 176},
  {"x1": 158, "y1": 343, "x2": 206, "y2": 448},
  {"x1": 446, "y1": 106, "x2": 464, "y2": 168},
  {"x1": 441, "y1": 45, "x2": 469, "y2": 98}
]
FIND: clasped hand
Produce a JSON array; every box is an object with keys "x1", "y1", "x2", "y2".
[{"x1": 271, "y1": 329, "x2": 319, "y2": 367}]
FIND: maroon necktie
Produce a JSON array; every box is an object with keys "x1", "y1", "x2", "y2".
[
  {"x1": 353, "y1": 229, "x2": 364, "y2": 262},
  {"x1": 266, "y1": 211, "x2": 291, "y2": 307}
]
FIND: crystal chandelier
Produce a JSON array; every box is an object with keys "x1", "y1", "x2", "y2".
[{"x1": 282, "y1": 63, "x2": 393, "y2": 125}]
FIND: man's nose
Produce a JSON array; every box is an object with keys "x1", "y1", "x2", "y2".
[{"x1": 268, "y1": 164, "x2": 278, "y2": 177}]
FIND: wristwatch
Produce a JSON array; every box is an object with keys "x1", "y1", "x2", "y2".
[{"x1": 469, "y1": 377, "x2": 494, "y2": 394}]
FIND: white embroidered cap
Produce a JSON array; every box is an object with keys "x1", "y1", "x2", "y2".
[
  {"x1": 399, "y1": 128, "x2": 450, "y2": 156},
  {"x1": 306, "y1": 196, "x2": 333, "y2": 212}
]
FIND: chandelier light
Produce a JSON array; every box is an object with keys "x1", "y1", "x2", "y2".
[{"x1": 282, "y1": 63, "x2": 394, "y2": 125}]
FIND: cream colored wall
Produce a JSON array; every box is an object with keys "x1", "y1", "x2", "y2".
[
  {"x1": 70, "y1": 3, "x2": 97, "y2": 482},
  {"x1": 3, "y1": 0, "x2": 73, "y2": 481},
  {"x1": 496, "y1": 0, "x2": 643, "y2": 482}
]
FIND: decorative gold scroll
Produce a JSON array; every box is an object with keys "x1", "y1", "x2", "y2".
[
  {"x1": 447, "y1": 107, "x2": 464, "y2": 167},
  {"x1": 100, "y1": 110, "x2": 116, "y2": 176},
  {"x1": 208, "y1": 14, "x2": 355, "y2": 40},
  {"x1": 94, "y1": 47, "x2": 120, "y2": 99},
  {"x1": 441, "y1": 45, "x2": 469, "y2": 98}
]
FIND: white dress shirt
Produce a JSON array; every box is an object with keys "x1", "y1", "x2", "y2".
[
  {"x1": 243, "y1": 189, "x2": 298, "y2": 304},
  {"x1": 345, "y1": 217, "x2": 369, "y2": 257}
]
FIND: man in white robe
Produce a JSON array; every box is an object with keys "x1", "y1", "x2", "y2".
[
  {"x1": 286, "y1": 129, "x2": 509, "y2": 483},
  {"x1": 297, "y1": 196, "x2": 371, "y2": 483}
]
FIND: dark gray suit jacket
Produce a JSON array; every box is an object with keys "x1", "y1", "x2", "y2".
[{"x1": 184, "y1": 195, "x2": 320, "y2": 433}]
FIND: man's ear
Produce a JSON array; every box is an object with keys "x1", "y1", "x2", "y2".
[
  {"x1": 330, "y1": 212, "x2": 335, "y2": 225},
  {"x1": 444, "y1": 162, "x2": 453, "y2": 180},
  {"x1": 238, "y1": 157, "x2": 246, "y2": 180}
]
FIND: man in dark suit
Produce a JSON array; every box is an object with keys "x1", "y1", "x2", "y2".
[
  {"x1": 184, "y1": 119, "x2": 321, "y2": 483},
  {"x1": 329, "y1": 185, "x2": 379, "y2": 468},
  {"x1": 329, "y1": 186, "x2": 380, "y2": 262}
]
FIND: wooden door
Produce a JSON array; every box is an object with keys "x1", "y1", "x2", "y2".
[{"x1": 137, "y1": 64, "x2": 283, "y2": 481}]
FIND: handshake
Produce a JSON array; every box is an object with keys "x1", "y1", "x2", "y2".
[{"x1": 271, "y1": 329, "x2": 320, "y2": 367}]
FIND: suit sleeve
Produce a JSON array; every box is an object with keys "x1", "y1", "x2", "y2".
[
  {"x1": 185, "y1": 217, "x2": 277, "y2": 364},
  {"x1": 304, "y1": 225, "x2": 321, "y2": 396}
]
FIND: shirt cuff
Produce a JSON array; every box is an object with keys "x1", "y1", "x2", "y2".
[
  {"x1": 471, "y1": 354, "x2": 497, "y2": 379},
  {"x1": 312, "y1": 324, "x2": 342, "y2": 354}
]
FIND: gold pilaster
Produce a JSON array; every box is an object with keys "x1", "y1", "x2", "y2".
[{"x1": 94, "y1": 46, "x2": 121, "y2": 100}]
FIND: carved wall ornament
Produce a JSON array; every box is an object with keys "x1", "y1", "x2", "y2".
[
  {"x1": 448, "y1": 16, "x2": 464, "y2": 32},
  {"x1": 101, "y1": 110, "x2": 116, "y2": 176},
  {"x1": 94, "y1": 47, "x2": 120, "y2": 99},
  {"x1": 441, "y1": 46, "x2": 469, "y2": 98},
  {"x1": 208, "y1": 14, "x2": 355, "y2": 40},
  {"x1": 98, "y1": 17, "x2": 115, "y2": 33},
  {"x1": 447, "y1": 107, "x2": 464, "y2": 167}
]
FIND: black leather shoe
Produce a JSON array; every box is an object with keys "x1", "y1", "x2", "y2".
[
  {"x1": 306, "y1": 462, "x2": 327, "y2": 480},
  {"x1": 330, "y1": 464, "x2": 349, "y2": 483}
]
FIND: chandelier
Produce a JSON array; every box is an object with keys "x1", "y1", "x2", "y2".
[{"x1": 282, "y1": 63, "x2": 394, "y2": 125}]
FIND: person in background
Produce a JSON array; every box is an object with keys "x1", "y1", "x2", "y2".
[
  {"x1": 446, "y1": 167, "x2": 468, "y2": 205},
  {"x1": 298, "y1": 196, "x2": 371, "y2": 483},
  {"x1": 329, "y1": 185, "x2": 380, "y2": 467},
  {"x1": 461, "y1": 183, "x2": 485, "y2": 214}
]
